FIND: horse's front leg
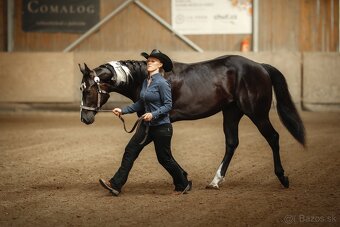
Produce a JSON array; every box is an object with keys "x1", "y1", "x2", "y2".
[
  {"x1": 206, "y1": 162, "x2": 225, "y2": 189},
  {"x1": 206, "y1": 106, "x2": 243, "y2": 189},
  {"x1": 206, "y1": 142, "x2": 238, "y2": 189}
]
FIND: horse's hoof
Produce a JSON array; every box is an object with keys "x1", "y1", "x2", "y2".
[
  {"x1": 280, "y1": 176, "x2": 289, "y2": 188},
  {"x1": 205, "y1": 184, "x2": 220, "y2": 190}
]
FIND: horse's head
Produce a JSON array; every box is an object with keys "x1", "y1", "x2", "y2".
[
  {"x1": 79, "y1": 60, "x2": 147, "y2": 124},
  {"x1": 79, "y1": 63, "x2": 111, "y2": 125}
]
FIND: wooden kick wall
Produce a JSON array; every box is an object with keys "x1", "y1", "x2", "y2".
[{"x1": 0, "y1": 0, "x2": 339, "y2": 52}]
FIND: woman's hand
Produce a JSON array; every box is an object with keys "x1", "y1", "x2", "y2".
[
  {"x1": 112, "y1": 108, "x2": 122, "y2": 116},
  {"x1": 142, "y1": 113, "x2": 153, "y2": 121}
]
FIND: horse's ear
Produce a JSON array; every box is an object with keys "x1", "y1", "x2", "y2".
[
  {"x1": 79, "y1": 63, "x2": 91, "y2": 76},
  {"x1": 78, "y1": 63, "x2": 86, "y2": 75},
  {"x1": 84, "y1": 63, "x2": 91, "y2": 73}
]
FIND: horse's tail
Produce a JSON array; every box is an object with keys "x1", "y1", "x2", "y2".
[{"x1": 261, "y1": 63, "x2": 306, "y2": 146}]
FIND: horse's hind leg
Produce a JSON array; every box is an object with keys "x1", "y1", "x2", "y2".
[
  {"x1": 251, "y1": 116, "x2": 289, "y2": 188},
  {"x1": 206, "y1": 105, "x2": 243, "y2": 189}
]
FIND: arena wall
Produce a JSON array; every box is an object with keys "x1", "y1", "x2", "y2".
[
  {"x1": 0, "y1": 52, "x2": 75, "y2": 102},
  {"x1": 303, "y1": 53, "x2": 340, "y2": 111},
  {"x1": 0, "y1": 52, "x2": 339, "y2": 111}
]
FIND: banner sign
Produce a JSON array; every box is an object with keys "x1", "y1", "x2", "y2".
[
  {"x1": 22, "y1": 0, "x2": 100, "y2": 33},
  {"x1": 172, "y1": 0, "x2": 252, "y2": 35}
]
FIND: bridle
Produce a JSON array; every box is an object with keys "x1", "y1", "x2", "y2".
[{"x1": 80, "y1": 69, "x2": 110, "y2": 112}]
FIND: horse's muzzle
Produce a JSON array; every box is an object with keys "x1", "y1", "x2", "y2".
[{"x1": 80, "y1": 110, "x2": 96, "y2": 125}]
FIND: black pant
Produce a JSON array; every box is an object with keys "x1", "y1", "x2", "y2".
[{"x1": 110, "y1": 123, "x2": 189, "y2": 192}]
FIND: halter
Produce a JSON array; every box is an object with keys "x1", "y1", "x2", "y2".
[{"x1": 80, "y1": 69, "x2": 110, "y2": 112}]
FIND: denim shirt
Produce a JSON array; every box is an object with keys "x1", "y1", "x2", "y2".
[{"x1": 121, "y1": 73, "x2": 172, "y2": 126}]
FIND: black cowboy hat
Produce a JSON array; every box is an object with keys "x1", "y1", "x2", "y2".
[{"x1": 141, "y1": 49, "x2": 173, "y2": 72}]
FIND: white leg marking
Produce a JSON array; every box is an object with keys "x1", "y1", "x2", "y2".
[{"x1": 208, "y1": 163, "x2": 224, "y2": 189}]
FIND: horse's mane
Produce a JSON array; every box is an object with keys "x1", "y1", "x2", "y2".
[
  {"x1": 98, "y1": 60, "x2": 147, "y2": 85},
  {"x1": 119, "y1": 60, "x2": 148, "y2": 84},
  {"x1": 95, "y1": 60, "x2": 147, "y2": 101}
]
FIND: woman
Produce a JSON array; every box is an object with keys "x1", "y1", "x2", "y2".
[{"x1": 99, "y1": 49, "x2": 191, "y2": 196}]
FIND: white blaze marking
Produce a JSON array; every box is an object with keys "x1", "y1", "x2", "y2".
[
  {"x1": 80, "y1": 82, "x2": 86, "y2": 106},
  {"x1": 107, "y1": 61, "x2": 131, "y2": 85}
]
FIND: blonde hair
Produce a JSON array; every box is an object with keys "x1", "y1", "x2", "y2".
[{"x1": 159, "y1": 67, "x2": 165, "y2": 76}]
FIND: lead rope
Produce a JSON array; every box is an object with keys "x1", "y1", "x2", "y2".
[
  {"x1": 117, "y1": 115, "x2": 143, "y2": 133},
  {"x1": 98, "y1": 110, "x2": 148, "y2": 145},
  {"x1": 118, "y1": 115, "x2": 149, "y2": 145}
]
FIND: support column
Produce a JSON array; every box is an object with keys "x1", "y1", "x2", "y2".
[{"x1": 7, "y1": 0, "x2": 14, "y2": 52}]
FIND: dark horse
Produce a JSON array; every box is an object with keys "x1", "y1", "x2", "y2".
[{"x1": 79, "y1": 55, "x2": 305, "y2": 189}]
